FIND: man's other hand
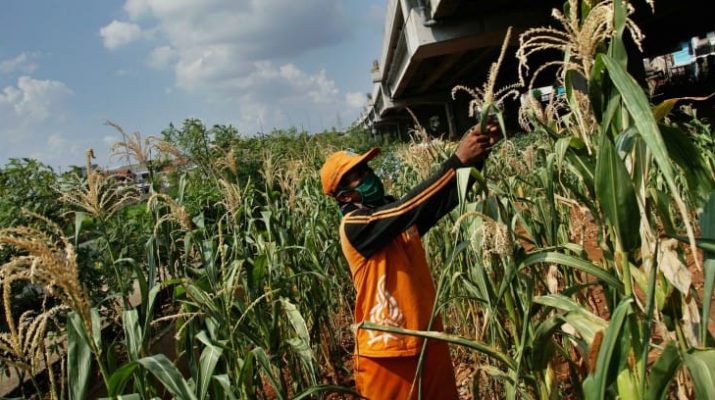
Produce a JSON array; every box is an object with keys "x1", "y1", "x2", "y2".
[{"x1": 455, "y1": 122, "x2": 501, "y2": 165}]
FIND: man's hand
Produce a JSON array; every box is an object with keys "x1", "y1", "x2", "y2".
[{"x1": 455, "y1": 122, "x2": 501, "y2": 165}]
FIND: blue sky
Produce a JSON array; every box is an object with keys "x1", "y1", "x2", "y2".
[{"x1": 0, "y1": 0, "x2": 384, "y2": 169}]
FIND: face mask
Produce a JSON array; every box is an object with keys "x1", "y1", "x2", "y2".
[{"x1": 354, "y1": 171, "x2": 385, "y2": 207}]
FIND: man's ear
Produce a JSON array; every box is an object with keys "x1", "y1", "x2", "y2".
[{"x1": 336, "y1": 190, "x2": 360, "y2": 204}]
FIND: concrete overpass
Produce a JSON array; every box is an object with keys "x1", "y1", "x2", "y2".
[{"x1": 357, "y1": 0, "x2": 714, "y2": 138}]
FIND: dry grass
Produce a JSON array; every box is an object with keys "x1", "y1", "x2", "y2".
[
  {"x1": 217, "y1": 179, "x2": 243, "y2": 220},
  {"x1": 0, "y1": 213, "x2": 92, "y2": 379},
  {"x1": 147, "y1": 193, "x2": 193, "y2": 233},
  {"x1": 60, "y1": 149, "x2": 140, "y2": 221},
  {"x1": 106, "y1": 120, "x2": 160, "y2": 167},
  {"x1": 214, "y1": 147, "x2": 240, "y2": 177}
]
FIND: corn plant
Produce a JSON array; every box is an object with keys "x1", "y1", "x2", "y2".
[{"x1": 361, "y1": 1, "x2": 715, "y2": 399}]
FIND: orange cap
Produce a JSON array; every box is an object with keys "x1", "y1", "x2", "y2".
[{"x1": 320, "y1": 148, "x2": 380, "y2": 196}]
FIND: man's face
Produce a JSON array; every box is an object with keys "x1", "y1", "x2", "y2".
[{"x1": 340, "y1": 163, "x2": 371, "y2": 190}]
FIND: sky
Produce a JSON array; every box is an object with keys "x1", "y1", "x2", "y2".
[{"x1": 0, "y1": 0, "x2": 385, "y2": 170}]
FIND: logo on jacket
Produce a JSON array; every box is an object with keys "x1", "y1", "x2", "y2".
[{"x1": 367, "y1": 275, "x2": 405, "y2": 346}]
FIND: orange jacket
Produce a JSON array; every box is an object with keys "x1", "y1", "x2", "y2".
[{"x1": 339, "y1": 155, "x2": 478, "y2": 357}]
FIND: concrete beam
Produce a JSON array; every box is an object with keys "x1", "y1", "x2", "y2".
[
  {"x1": 378, "y1": 0, "x2": 403, "y2": 82},
  {"x1": 430, "y1": 0, "x2": 460, "y2": 19},
  {"x1": 386, "y1": 7, "x2": 540, "y2": 98},
  {"x1": 416, "y1": 52, "x2": 463, "y2": 93}
]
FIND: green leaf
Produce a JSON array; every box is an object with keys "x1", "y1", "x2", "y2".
[
  {"x1": 73, "y1": 211, "x2": 87, "y2": 246},
  {"x1": 701, "y1": 191, "x2": 715, "y2": 343},
  {"x1": 600, "y1": 54, "x2": 699, "y2": 268},
  {"x1": 143, "y1": 282, "x2": 166, "y2": 341},
  {"x1": 608, "y1": 0, "x2": 628, "y2": 66},
  {"x1": 107, "y1": 361, "x2": 140, "y2": 397},
  {"x1": 588, "y1": 52, "x2": 607, "y2": 121},
  {"x1": 457, "y1": 167, "x2": 473, "y2": 213},
  {"x1": 702, "y1": 191, "x2": 715, "y2": 249},
  {"x1": 583, "y1": 298, "x2": 632, "y2": 400},
  {"x1": 196, "y1": 331, "x2": 223, "y2": 400},
  {"x1": 212, "y1": 375, "x2": 237, "y2": 400},
  {"x1": 534, "y1": 295, "x2": 608, "y2": 343},
  {"x1": 122, "y1": 310, "x2": 143, "y2": 361},
  {"x1": 137, "y1": 354, "x2": 198, "y2": 400},
  {"x1": 293, "y1": 385, "x2": 362, "y2": 400},
  {"x1": 520, "y1": 251, "x2": 624, "y2": 292},
  {"x1": 67, "y1": 312, "x2": 92, "y2": 400},
  {"x1": 252, "y1": 347, "x2": 284, "y2": 400},
  {"x1": 644, "y1": 341, "x2": 680, "y2": 400},
  {"x1": 531, "y1": 317, "x2": 561, "y2": 371},
  {"x1": 595, "y1": 129, "x2": 640, "y2": 251},
  {"x1": 683, "y1": 348, "x2": 715, "y2": 399},
  {"x1": 565, "y1": 151, "x2": 595, "y2": 192},
  {"x1": 651, "y1": 189, "x2": 676, "y2": 235},
  {"x1": 99, "y1": 394, "x2": 141, "y2": 400},
  {"x1": 90, "y1": 308, "x2": 102, "y2": 352},
  {"x1": 358, "y1": 321, "x2": 516, "y2": 370},
  {"x1": 237, "y1": 351, "x2": 255, "y2": 395},
  {"x1": 280, "y1": 298, "x2": 315, "y2": 379},
  {"x1": 659, "y1": 124, "x2": 714, "y2": 204}
]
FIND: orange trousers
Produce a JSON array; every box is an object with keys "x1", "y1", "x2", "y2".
[{"x1": 354, "y1": 341, "x2": 458, "y2": 400}]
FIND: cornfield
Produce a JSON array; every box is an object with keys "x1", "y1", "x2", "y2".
[{"x1": 2, "y1": 0, "x2": 715, "y2": 399}]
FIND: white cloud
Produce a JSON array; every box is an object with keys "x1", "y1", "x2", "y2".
[
  {"x1": 146, "y1": 46, "x2": 178, "y2": 70},
  {"x1": 100, "y1": 20, "x2": 143, "y2": 50},
  {"x1": 118, "y1": 0, "x2": 349, "y2": 89},
  {"x1": 103, "y1": 0, "x2": 364, "y2": 132},
  {"x1": 346, "y1": 91, "x2": 366, "y2": 109},
  {"x1": 0, "y1": 76, "x2": 73, "y2": 121},
  {"x1": 0, "y1": 52, "x2": 39, "y2": 74},
  {"x1": 0, "y1": 77, "x2": 80, "y2": 166},
  {"x1": 124, "y1": 0, "x2": 150, "y2": 20}
]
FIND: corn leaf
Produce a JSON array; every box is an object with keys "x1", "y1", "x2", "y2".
[
  {"x1": 701, "y1": 191, "x2": 715, "y2": 343},
  {"x1": 608, "y1": 0, "x2": 628, "y2": 66},
  {"x1": 644, "y1": 341, "x2": 680, "y2": 400},
  {"x1": 252, "y1": 347, "x2": 284, "y2": 400},
  {"x1": 212, "y1": 374, "x2": 237, "y2": 400},
  {"x1": 534, "y1": 294, "x2": 608, "y2": 343},
  {"x1": 107, "y1": 361, "x2": 140, "y2": 397},
  {"x1": 358, "y1": 321, "x2": 516, "y2": 369},
  {"x1": 137, "y1": 354, "x2": 198, "y2": 400},
  {"x1": 99, "y1": 395, "x2": 141, "y2": 400},
  {"x1": 67, "y1": 312, "x2": 92, "y2": 400},
  {"x1": 652, "y1": 95, "x2": 715, "y2": 122},
  {"x1": 583, "y1": 298, "x2": 632, "y2": 400},
  {"x1": 683, "y1": 348, "x2": 715, "y2": 399},
  {"x1": 659, "y1": 124, "x2": 714, "y2": 205},
  {"x1": 280, "y1": 298, "x2": 316, "y2": 382},
  {"x1": 196, "y1": 331, "x2": 223, "y2": 400},
  {"x1": 122, "y1": 310, "x2": 142, "y2": 361},
  {"x1": 600, "y1": 54, "x2": 699, "y2": 269},
  {"x1": 519, "y1": 251, "x2": 624, "y2": 292},
  {"x1": 293, "y1": 385, "x2": 362, "y2": 400},
  {"x1": 595, "y1": 129, "x2": 640, "y2": 251}
]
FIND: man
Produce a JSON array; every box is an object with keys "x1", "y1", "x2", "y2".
[{"x1": 319, "y1": 123, "x2": 500, "y2": 399}]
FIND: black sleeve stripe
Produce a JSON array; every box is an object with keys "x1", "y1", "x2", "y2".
[{"x1": 343, "y1": 169, "x2": 455, "y2": 224}]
